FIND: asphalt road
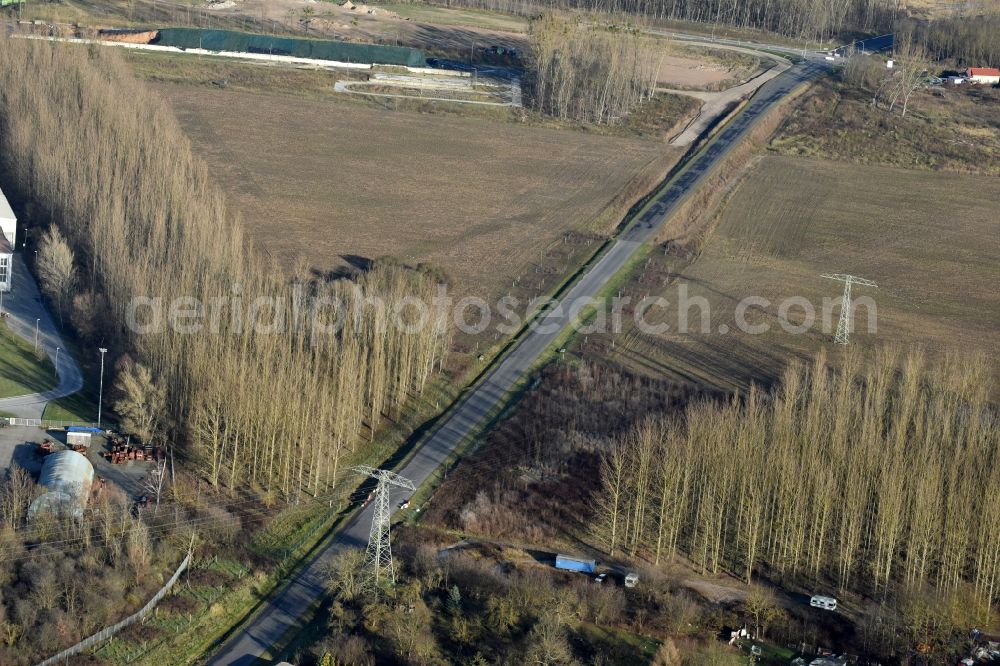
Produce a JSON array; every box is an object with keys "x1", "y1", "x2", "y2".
[
  {"x1": 0, "y1": 255, "x2": 84, "y2": 419},
  {"x1": 207, "y1": 57, "x2": 828, "y2": 666}
]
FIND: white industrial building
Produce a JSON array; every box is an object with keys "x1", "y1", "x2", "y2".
[
  {"x1": 28, "y1": 450, "x2": 95, "y2": 521},
  {"x1": 0, "y1": 186, "x2": 16, "y2": 292}
]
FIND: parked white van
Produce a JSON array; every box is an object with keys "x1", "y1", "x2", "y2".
[{"x1": 810, "y1": 595, "x2": 837, "y2": 610}]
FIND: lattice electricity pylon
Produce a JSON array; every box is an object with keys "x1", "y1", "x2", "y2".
[
  {"x1": 353, "y1": 465, "x2": 415, "y2": 590},
  {"x1": 821, "y1": 274, "x2": 878, "y2": 345}
]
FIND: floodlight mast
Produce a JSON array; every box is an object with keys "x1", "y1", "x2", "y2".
[
  {"x1": 821, "y1": 274, "x2": 877, "y2": 345},
  {"x1": 353, "y1": 466, "x2": 416, "y2": 589}
]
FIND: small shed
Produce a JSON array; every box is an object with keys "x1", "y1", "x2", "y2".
[
  {"x1": 66, "y1": 426, "x2": 99, "y2": 448},
  {"x1": 28, "y1": 450, "x2": 95, "y2": 520}
]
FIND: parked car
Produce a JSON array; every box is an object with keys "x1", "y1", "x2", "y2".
[
  {"x1": 398, "y1": 499, "x2": 410, "y2": 510},
  {"x1": 594, "y1": 573, "x2": 607, "y2": 584},
  {"x1": 624, "y1": 572, "x2": 639, "y2": 588}
]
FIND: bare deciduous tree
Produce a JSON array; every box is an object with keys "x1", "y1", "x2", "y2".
[
  {"x1": 744, "y1": 585, "x2": 782, "y2": 640},
  {"x1": 0, "y1": 466, "x2": 33, "y2": 529},
  {"x1": 113, "y1": 361, "x2": 166, "y2": 445},
  {"x1": 35, "y1": 224, "x2": 76, "y2": 321}
]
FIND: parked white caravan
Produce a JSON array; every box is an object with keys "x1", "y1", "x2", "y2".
[{"x1": 809, "y1": 595, "x2": 837, "y2": 611}]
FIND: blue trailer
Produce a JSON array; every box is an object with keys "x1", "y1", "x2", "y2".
[{"x1": 555, "y1": 555, "x2": 596, "y2": 574}]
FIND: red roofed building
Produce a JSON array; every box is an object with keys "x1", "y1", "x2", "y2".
[{"x1": 966, "y1": 67, "x2": 1000, "y2": 84}]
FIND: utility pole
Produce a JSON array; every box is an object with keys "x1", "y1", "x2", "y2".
[
  {"x1": 98, "y1": 347, "x2": 108, "y2": 426},
  {"x1": 821, "y1": 274, "x2": 877, "y2": 345},
  {"x1": 353, "y1": 465, "x2": 415, "y2": 590},
  {"x1": 54, "y1": 346, "x2": 60, "y2": 378},
  {"x1": 33, "y1": 318, "x2": 39, "y2": 352}
]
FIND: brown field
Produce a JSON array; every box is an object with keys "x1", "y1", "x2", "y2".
[
  {"x1": 156, "y1": 81, "x2": 688, "y2": 298},
  {"x1": 591, "y1": 155, "x2": 1000, "y2": 393}
]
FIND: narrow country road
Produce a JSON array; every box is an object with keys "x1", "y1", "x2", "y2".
[
  {"x1": 0, "y1": 255, "x2": 84, "y2": 419},
  {"x1": 207, "y1": 55, "x2": 828, "y2": 665}
]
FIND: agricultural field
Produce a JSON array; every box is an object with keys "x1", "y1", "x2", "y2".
[
  {"x1": 594, "y1": 155, "x2": 1000, "y2": 394},
  {"x1": 154, "y1": 79, "x2": 693, "y2": 301}
]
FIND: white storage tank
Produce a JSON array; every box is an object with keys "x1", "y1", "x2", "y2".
[{"x1": 28, "y1": 450, "x2": 95, "y2": 520}]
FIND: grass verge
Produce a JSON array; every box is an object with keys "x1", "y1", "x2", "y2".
[{"x1": 0, "y1": 319, "x2": 56, "y2": 398}]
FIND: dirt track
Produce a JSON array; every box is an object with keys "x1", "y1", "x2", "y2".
[{"x1": 660, "y1": 43, "x2": 790, "y2": 146}]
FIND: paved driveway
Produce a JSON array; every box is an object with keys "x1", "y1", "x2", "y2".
[{"x1": 0, "y1": 255, "x2": 84, "y2": 419}]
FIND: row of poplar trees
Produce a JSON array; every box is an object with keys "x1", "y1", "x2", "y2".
[
  {"x1": 0, "y1": 38, "x2": 452, "y2": 497},
  {"x1": 528, "y1": 15, "x2": 662, "y2": 125},
  {"x1": 599, "y1": 348, "x2": 1000, "y2": 613}
]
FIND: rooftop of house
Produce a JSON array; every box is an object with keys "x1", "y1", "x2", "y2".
[{"x1": 967, "y1": 67, "x2": 1000, "y2": 77}]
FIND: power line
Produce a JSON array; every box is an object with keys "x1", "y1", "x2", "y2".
[
  {"x1": 821, "y1": 273, "x2": 877, "y2": 345},
  {"x1": 4, "y1": 384, "x2": 599, "y2": 562},
  {"x1": 353, "y1": 465, "x2": 414, "y2": 590},
  {"x1": 0, "y1": 475, "x2": 362, "y2": 564}
]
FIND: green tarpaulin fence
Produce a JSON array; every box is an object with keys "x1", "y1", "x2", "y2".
[{"x1": 154, "y1": 28, "x2": 425, "y2": 67}]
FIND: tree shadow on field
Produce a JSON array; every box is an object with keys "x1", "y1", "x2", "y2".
[
  {"x1": 310, "y1": 254, "x2": 373, "y2": 282},
  {"x1": 342, "y1": 254, "x2": 374, "y2": 272}
]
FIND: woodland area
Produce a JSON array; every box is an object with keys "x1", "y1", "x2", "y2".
[
  {"x1": 527, "y1": 16, "x2": 662, "y2": 125},
  {"x1": 597, "y1": 348, "x2": 1000, "y2": 614},
  {"x1": 430, "y1": 0, "x2": 999, "y2": 68},
  {"x1": 306, "y1": 529, "x2": 764, "y2": 666},
  {"x1": 896, "y1": 13, "x2": 1000, "y2": 67},
  {"x1": 421, "y1": 0, "x2": 901, "y2": 40},
  {"x1": 0, "y1": 36, "x2": 453, "y2": 660},
  {"x1": 0, "y1": 36, "x2": 452, "y2": 498},
  {"x1": 0, "y1": 478, "x2": 171, "y2": 664},
  {"x1": 0, "y1": 460, "x2": 335, "y2": 664},
  {"x1": 403, "y1": 350, "x2": 1000, "y2": 663}
]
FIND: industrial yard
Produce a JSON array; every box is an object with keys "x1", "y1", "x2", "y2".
[{"x1": 0, "y1": 424, "x2": 158, "y2": 505}]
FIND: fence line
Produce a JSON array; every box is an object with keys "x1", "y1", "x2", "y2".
[
  {"x1": 35, "y1": 550, "x2": 192, "y2": 666},
  {"x1": 5, "y1": 417, "x2": 100, "y2": 429}
]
